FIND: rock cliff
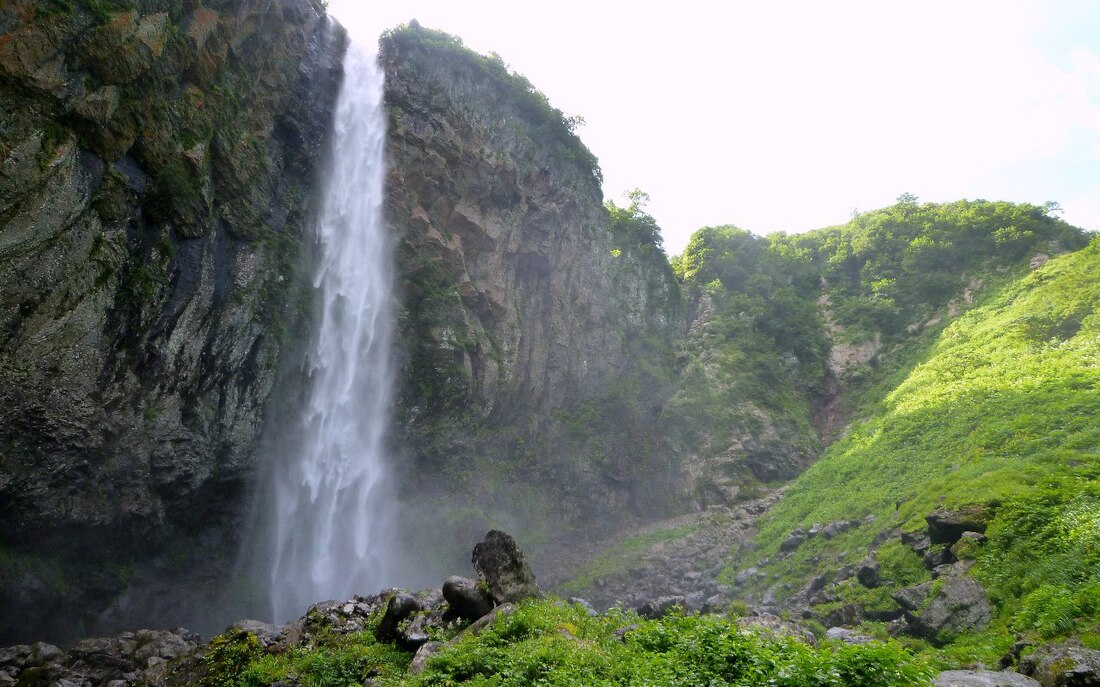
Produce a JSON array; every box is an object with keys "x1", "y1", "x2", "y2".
[
  {"x1": 380, "y1": 25, "x2": 683, "y2": 572},
  {"x1": 0, "y1": 0, "x2": 344, "y2": 643}
]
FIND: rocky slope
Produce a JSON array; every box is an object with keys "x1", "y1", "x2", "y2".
[{"x1": 0, "y1": 0, "x2": 344, "y2": 643}]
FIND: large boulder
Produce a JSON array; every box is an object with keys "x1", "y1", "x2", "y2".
[
  {"x1": 1018, "y1": 643, "x2": 1100, "y2": 687},
  {"x1": 442, "y1": 576, "x2": 494, "y2": 621},
  {"x1": 894, "y1": 577, "x2": 992, "y2": 645},
  {"x1": 471, "y1": 530, "x2": 539, "y2": 605},
  {"x1": 374, "y1": 594, "x2": 423, "y2": 646},
  {"x1": 926, "y1": 507, "x2": 990, "y2": 545}
]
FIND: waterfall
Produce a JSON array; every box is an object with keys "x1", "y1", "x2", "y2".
[{"x1": 264, "y1": 41, "x2": 396, "y2": 622}]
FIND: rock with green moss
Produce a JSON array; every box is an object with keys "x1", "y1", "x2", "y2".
[
  {"x1": 0, "y1": 0, "x2": 345, "y2": 643},
  {"x1": 1018, "y1": 643, "x2": 1100, "y2": 687}
]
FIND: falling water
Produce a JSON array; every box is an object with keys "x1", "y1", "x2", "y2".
[{"x1": 265, "y1": 41, "x2": 396, "y2": 622}]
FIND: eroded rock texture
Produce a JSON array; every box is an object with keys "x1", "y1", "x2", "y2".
[
  {"x1": 380, "y1": 25, "x2": 683, "y2": 565},
  {"x1": 0, "y1": 0, "x2": 345, "y2": 642}
]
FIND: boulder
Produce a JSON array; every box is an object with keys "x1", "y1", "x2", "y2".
[
  {"x1": 442, "y1": 576, "x2": 494, "y2": 621},
  {"x1": 471, "y1": 531, "x2": 539, "y2": 604},
  {"x1": 408, "y1": 641, "x2": 443, "y2": 675},
  {"x1": 906, "y1": 577, "x2": 992, "y2": 645},
  {"x1": 934, "y1": 670, "x2": 1040, "y2": 687},
  {"x1": 823, "y1": 603, "x2": 863, "y2": 628},
  {"x1": 374, "y1": 594, "x2": 422, "y2": 644},
  {"x1": 892, "y1": 582, "x2": 932, "y2": 612},
  {"x1": 636, "y1": 596, "x2": 685, "y2": 619},
  {"x1": 737, "y1": 614, "x2": 817, "y2": 646},
  {"x1": 464, "y1": 603, "x2": 516, "y2": 637},
  {"x1": 856, "y1": 555, "x2": 881, "y2": 587},
  {"x1": 926, "y1": 507, "x2": 990, "y2": 545},
  {"x1": 780, "y1": 528, "x2": 807, "y2": 552},
  {"x1": 825, "y1": 627, "x2": 874, "y2": 645},
  {"x1": 1018, "y1": 643, "x2": 1100, "y2": 687}
]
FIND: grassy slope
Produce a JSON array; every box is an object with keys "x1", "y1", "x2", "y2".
[{"x1": 747, "y1": 237, "x2": 1100, "y2": 659}]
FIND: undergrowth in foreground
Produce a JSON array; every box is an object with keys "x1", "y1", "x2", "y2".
[
  {"x1": 195, "y1": 597, "x2": 928, "y2": 681},
  {"x1": 202, "y1": 599, "x2": 933, "y2": 687}
]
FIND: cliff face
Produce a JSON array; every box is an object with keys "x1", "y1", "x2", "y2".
[
  {"x1": 380, "y1": 26, "x2": 683, "y2": 569},
  {"x1": 0, "y1": 0, "x2": 344, "y2": 642}
]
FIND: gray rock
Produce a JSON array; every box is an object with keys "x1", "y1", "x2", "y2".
[
  {"x1": 821, "y1": 521, "x2": 849, "y2": 538},
  {"x1": 780, "y1": 528, "x2": 807, "y2": 552},
  {"x1": 856, "y1": 556, "x2": 881, "y2": 588},
  {"x1": 464, "y1": 603, "x2": 516, "y2": 637},
  {"x1": 636, "y1": 596, "x2": 686, "y2": 619},
  {"x1": 1018, "y1": 642, "x2": 1100, "y2": 687},
  {"x1": 934, "y1": 670, "x2": 1041, "y2": 687},
  {"x1": 568, "y1": 598, "x2": 597, "y2": 616},
  {"x1": 408, "y1": 641, "x2": 443, "y2": 675},
  {"x1": 374, "y1": 594, "x2": 422, "y2": 644},
  {"x1": 442, "y1": 576, "x2": 494, "y2": 621},
  {"x1": 823, "y1": 603, "x2": 863, "y2": 628},
  {"x1": 927, "y1": 508, "x2": 990, "y2": 545},
  {"x1": 825, "y1": 627, "x2": 874, "y2": 644},
  {"x1": 925, "y1": 546, "x2": 957, "y2": 570},
  {"x1": 892, "y1": 582, "x2": 932, "y2": 611},
  {"x1": 907, "y1": 577, "x2": 992, "y2": 645},
  {"x1": 902, "y1": 530, "x2": 933, "y2": 556},
  {"x1": 472, "y1": 530, "x2": 539, "y2": 605},
  {"x1": 737, "y1": 614, "x2": 817, "y2": 646}
]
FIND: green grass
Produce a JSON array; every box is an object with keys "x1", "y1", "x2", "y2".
[
  {"x1": 406, "y1": 600, "x2": 932, "y2": 687},
  {"x1": 743, "y1": 237, "x2": 1100, "y2": 656},
  {"x1": 193, "y1": 598, "x2": 933, "y2": 687}
]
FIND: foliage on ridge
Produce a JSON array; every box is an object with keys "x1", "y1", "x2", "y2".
[
  {"x1": 658, "y1": 196, "x2": 1089, "y2": 505},
  {"x1": 380, "y1": 23, "x2": 601, "y2": 185}
]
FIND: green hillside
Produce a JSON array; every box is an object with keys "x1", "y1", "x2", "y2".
[{"x1": 736, "y1": 236, "x2": 1100, "y2": 661}]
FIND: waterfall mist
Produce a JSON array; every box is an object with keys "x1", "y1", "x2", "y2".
[{"x1": 247, "y1": 40, "x2": 401, "y2": 623}]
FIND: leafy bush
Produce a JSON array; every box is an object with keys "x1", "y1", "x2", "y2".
[{"x1": 406, "y1": 600, "x2": 932, "y2": 687}]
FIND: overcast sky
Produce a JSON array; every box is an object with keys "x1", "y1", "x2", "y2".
[{"x1": 328, "y1": 0, "x2": 1100, "y2": 255}]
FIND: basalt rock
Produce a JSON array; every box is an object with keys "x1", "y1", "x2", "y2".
[
  {"x1": 472, "y1": 530, "x2": 540, "y2": 605},
  {"x1": 442, "y1": 576, "x2": 495, "y2": 621},
  {"x1": 926, "y1": 507, "x2": 991, "y2": 545},
  {"x1": 1018, "y1": 643, "x2": 1100, "y2": 687},
  {"x1": 379, "y1": 24, "x2": 685, "y2": 561},
  {"x1": 0, "y1": 0, "x2": 346, "y2": 643}
]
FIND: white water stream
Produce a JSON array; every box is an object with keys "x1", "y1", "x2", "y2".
[{"x1": 265, "y1": 41, "x2": 396, "y2": 622}]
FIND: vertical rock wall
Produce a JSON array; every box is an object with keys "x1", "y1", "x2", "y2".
[
  {"x1": 0, "y1": 0, "x2": 345, "y2": 642},
  {"x1": 380, "y1": 25, "x2": 684, "y2": 571}
]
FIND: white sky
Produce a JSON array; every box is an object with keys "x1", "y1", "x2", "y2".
[{"x1": 329, "y1": 0, "x2": 1100, "y2": 255}]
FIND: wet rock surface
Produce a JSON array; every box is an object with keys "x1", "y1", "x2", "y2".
[{"x1": 0, "y1": 0, "x2": 345, "y2": 643}]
